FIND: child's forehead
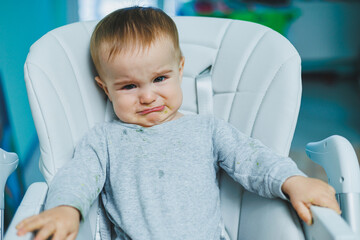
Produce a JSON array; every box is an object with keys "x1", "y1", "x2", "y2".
[
  {"x1": 98, "y1": 37, "x2": 181, "y2": 79},
  {"x1": 99, "y1": 36, "x2": 178, "y2": 63}
]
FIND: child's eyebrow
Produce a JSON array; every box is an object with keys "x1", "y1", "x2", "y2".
[
  {"x1": 111, "y1": 69, "x2": 174, "y2": 86},
  {"x1": 152, "y1": 69, "x2": 173, "y2": 76},
  {"x1": 112, "y1": 79, "x2": 133, "y2": 86}
]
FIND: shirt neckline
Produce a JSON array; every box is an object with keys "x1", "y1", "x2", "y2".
[{"x1": 113, "y1": 114, "x2": 195, "y2": 130}]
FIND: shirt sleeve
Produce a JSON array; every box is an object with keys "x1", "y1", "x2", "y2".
[
  {"x1": 212, "y1": 117, "x2": 306, "y2": 200},
  {"x1": 45, "y1": 125, "x2": 108, "y2": 218}
]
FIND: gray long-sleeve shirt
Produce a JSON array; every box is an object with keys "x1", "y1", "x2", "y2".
[{"x1": 45, "y1": 114, "x2": 305, "y2": 240}]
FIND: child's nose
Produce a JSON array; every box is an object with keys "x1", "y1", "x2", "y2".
[{"x1": 139, "y1": 87, "x2": 156, "y2": 105}]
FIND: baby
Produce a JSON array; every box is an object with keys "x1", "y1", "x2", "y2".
[{"x1": 16, "y1": 6, "x2": 340, "y2": 240}]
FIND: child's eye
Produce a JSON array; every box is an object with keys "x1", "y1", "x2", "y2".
[
  {"x1": 153, "y1": 76, "x2": 166, "y2": 83},
  {"x1": 121, "y1": 84, "x2": 136, "y2": 90}
]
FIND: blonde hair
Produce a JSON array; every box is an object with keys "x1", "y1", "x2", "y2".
[{"x1": 90, "y1": 6, "x2": 182, "y2": 76}]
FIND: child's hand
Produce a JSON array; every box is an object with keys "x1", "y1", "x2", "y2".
[
  {"x1": 16, "y1": 205, "x2": 80, "y2": 240},
  {"x1": 281, "y1": 175, "x2": 341, "y2": 225}
]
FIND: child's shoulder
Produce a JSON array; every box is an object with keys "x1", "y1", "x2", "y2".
[
  {"x1": 177, "y1": 113, "x2": 213, "y2": 124},
  {"x1": 180, "y1": 114, "x2": 230, "y2": 130},
  {"x1": 81, "y1": 121, "x2": 121, "y2": 139},
  {"x1": 193, "y1": 114, "x2": 242, "y2": 136},
  {"x1": 192, "y1": 114, "x2": 228, "y2": 125}
]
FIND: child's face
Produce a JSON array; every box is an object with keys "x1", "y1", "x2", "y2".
[{"x1": 96, "y1": 37, "x2": 185, "y2": 127}]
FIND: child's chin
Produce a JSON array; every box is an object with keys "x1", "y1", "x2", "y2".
[
  {"x1": 130, "y1": 111, "x2": 175, "y2": 127},
  {"x1": 142, "y1": 114, "x2": 169, "y2": 126}
]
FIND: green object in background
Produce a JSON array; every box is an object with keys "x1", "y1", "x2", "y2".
[
  {"x1": 196, "y1": 8, "x2": 300, "y2": 35},
  {"x1": 228, "y1": 9, "x2": 300, "y2": 35},
  {"x1": 180, "y1": 1, "x2": 301, "y2": 36}
]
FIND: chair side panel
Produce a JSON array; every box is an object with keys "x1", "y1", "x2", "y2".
[
  {"x1": 212, "y1": 20, "x2": 302, "y2": 239},
  {"x1": 213, "y1": 20, "x2": 301, "y2": 154},
  {"x1": 25, "y1": 21, "x2": 106, "y2": 182}
]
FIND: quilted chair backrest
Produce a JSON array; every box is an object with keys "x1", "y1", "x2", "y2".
[{"x1": 24, "y1": 16, "x2": 301, "y2": 239}]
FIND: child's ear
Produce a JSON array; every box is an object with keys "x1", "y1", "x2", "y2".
[
  {"x1": 95, "y1": 76, "x2": 112, "y2": 101},
  {"x1": 179, "y1": 56, "x2": 185, "y2": 80}
]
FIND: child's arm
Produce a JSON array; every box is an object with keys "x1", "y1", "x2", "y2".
[
  {"x1": 16, "y1": 205, "x2": 80, "y2": 240},
  {"x1": 282, "y1": 175, "x2": 341, "y2": 225}
]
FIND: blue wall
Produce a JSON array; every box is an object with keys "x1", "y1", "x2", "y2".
[{"x1": 0, "y1": 0, "x2": 69, "y2": 163}]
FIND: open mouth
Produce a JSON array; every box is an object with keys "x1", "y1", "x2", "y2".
[{"x1": 139, "y1": 105, "x2": 165, "y2": 115}]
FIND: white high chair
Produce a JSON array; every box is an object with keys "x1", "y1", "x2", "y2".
[{"x1": 3, "y1": 16, "x2": 360, "y2": 240}]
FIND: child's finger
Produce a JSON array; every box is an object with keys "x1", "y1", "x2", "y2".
[
  {"x1": 318, "y1": 196, "x2": 341, "y2": 215},
  {"x1": 331, "y1": 202, "x2": 342, "y2": 215},
  {"x1": 19, "y1": 214, "x2": 55, "y2": 237},
  {"x1": 16, "y1": 219, "x2": 26, "y2": 230},
  {"x1": 328, "y1": 185, "x2": 336, "y2": 195},
  {"x1": 293, "y1": 201, "x2": 312, "y2": 225},
  {"x1": 33, "y1": 222, "x2": 56, "y2": 240},
  {"x1": 52, "y1": 229, "x2": 68, "y2": 240},
  {"x1": 326, "y1": 192, "x2": 341, "y2": 214},
  {"x1": 16, "y1": 221, "x2": 27, "y2": 233},
  {"x1": 16, "y1": 215, "x2": 37, "y2": 230},
  {"x1": 309, "y1": 194, "x2": 341, "y2": 215},
  {"x1": 66, "y1": 232, "x2": 78, "y2": 240},
  {"x1": 16, "y1": 216, "x2": 43, "y2": 236}
]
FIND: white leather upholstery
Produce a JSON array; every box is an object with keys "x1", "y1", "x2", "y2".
[{"x1": 24, "y1": 16, "x2": 302, "y2": 239}]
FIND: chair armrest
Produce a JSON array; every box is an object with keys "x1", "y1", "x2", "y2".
[
  {"x1": 305, "y1": 135, "x2": 360, "y2": 194},
  {"x1": 238, "y1": 191, "x2": 305, "y2": 240},
  {"x1": 303, "y1": 206, "x2": 358, "y2": 240},
  {"x1": 306, "y1": 135, "x2": 360, "y2": 235},
  {"x1": 4, "y1": 181, "x2": 96, "y2": 240},
  {"x1": 4, "y1": 182, "x2": 48, "y2": 240},
  {"x1": 238, "y1": 191, "x2": 358, "y2": 240}
]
